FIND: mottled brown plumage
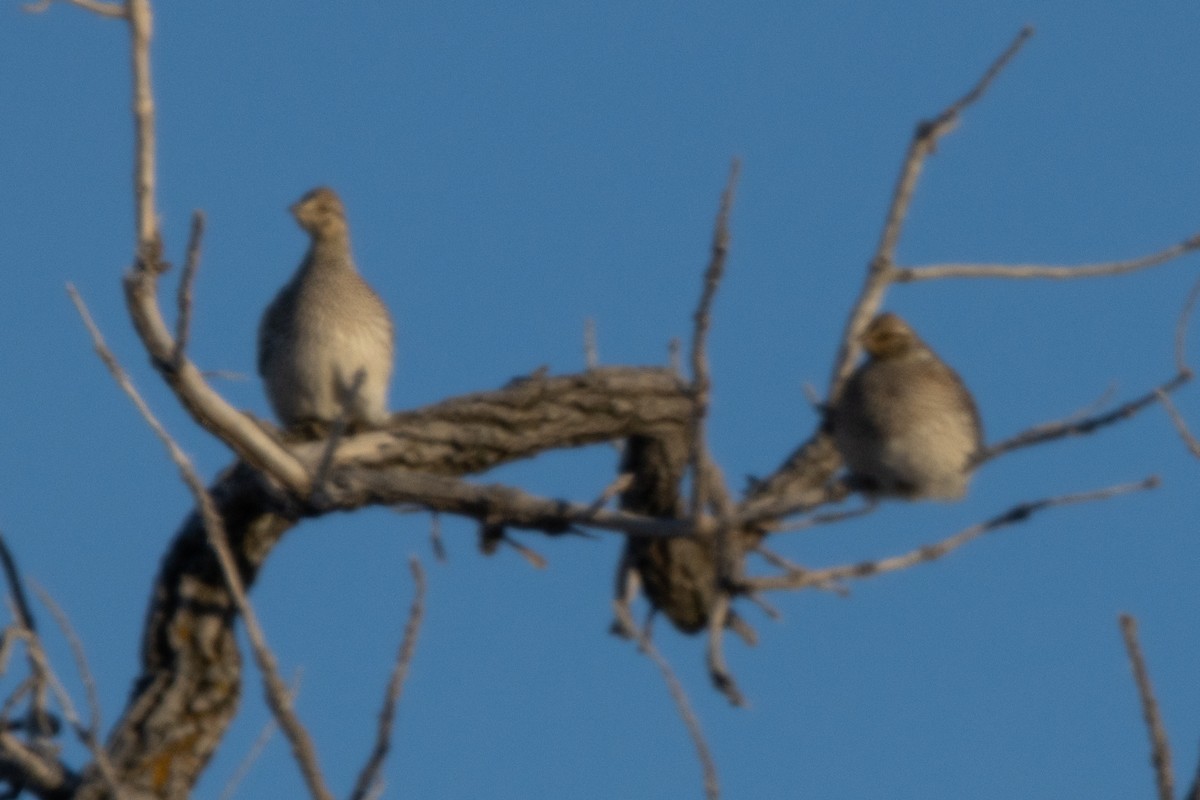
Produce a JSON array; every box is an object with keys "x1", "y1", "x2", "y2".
[
  {"x1": 258, "y1": 187, "x2": 394, "y2": 434},
  {"x1": 831, "y1": 313, "x2": 983, "y2": 500}
]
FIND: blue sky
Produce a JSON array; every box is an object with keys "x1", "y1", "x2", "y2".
[{"x1": 3, "y1": 2, "x2": 1200, "y2": 798}]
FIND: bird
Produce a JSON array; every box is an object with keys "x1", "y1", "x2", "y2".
[
  {"x1": 830, "y1": 312, "x2": 983, "y2": 500},
  {"x1": 258, "y1": 186, "x2": 394, "y2": 436}
]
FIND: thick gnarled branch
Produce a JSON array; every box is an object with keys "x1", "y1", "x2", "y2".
[{"x1": 92, "y1": 366, "x2": 694, "y2": 799}]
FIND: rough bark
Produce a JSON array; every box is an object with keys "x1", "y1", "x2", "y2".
[{"x1": 76, "y1": 366, "x2": 694, "y2": 799}]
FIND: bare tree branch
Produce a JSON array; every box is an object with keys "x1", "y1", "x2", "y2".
[
  {"x1": 0, "y1": 535, "x2": 66, "y2": 786},
  {"x1": 67, "y1": 286, "x2": 335, "y2": 800},
  {"x1": 321, "y1": 464, "x2": 701, "y2": 539},
  {"x1": 7, "y1": 619, "x2": 121, "y2": 797},
  {"x1": 85, "y1": 0, "x2": 315, "y2": 495},
  {"x1": 0, "y1": 727, "x2": 73, "y2": 797},
  {"x1": 125, "y1": 260, "x2": 314, "y2": 493},
  {"x1": 978, "y1": 372, "x2": 1190, "y2": 464},
  {"x1": 736, "y1": 462, "x2": 852, "y2": 530},
  {"x1": 428, "y1": 513, "x2": 447, "y2": 562},
  {"x1": 613, "y1": 600, "x2": 720, "y2": 800},
  {"x1": 586, "y1": 472, "x2": 634, "y2": 515},
  {"x1": 894, "y1": 233, "x2": 1200, "y2": 282},
  {"x1": 1186, "y1": 747, "x2": 1200, "y2": 800},
  {"x1": 744, "y1": 478, "x2": 1157, "y2": 592},
  {"x1": 689, "y1": 158, "x2": 741, "y2": 520},
  {"x1": 31, "y1": 3, "x2": 1199, "y2": 796},
  {"x1": 172, "y1": 210, "x2": 206, "y2": 365},
  {"x1": 127, "y1": 0, "x2": 155, "y2": 246},
  {"x1": 0, "y1": 536, "x2": 78, "y2": 799},
  {"x1": 349, "y1": 557, "x2": 426, "y2": 800},
  {"x1": 1119, "y1": 614, "x2": 1174, "y2": 800},
  {"x1": 751, "y1": 546, "x2": 847, "y2": 596},
  {"x1": 29, "y1": 585, "x2": 102, "y2": 747},
  {"x1": 1159, "y1": 390, "x2": 1200, "y2": 459},
  {"x1": 0, "y1": 534, "x2": 37, "y2": 636},
  {"x1": 705, "y1": 594, "x2": 744, "y2": 707},
  {"x1": 23, "y1": 0, "x2": 126, "y2": 19},
  {"x1": 828, "y1": 27, "x2": 1035, "y2": 399},
  {"x1": 1175, "y1": 274, "x2": 1200, "y2": 375},
  {"x1": 758, "y1": 495, "x2": 877, "y2": 534},
  {"x1": 217, "y1": 672, "x2": 301, "y2": 800}
]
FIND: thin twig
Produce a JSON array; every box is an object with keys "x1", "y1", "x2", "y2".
[
  {"x1": 1175, "y1": 274, "x2": 1200, "y2": 375},
  {"x1": 751, "y1": 547, "x2": 848, "y2": 596},
  {"x1": 1064, "y1": 382, "x2": 1120, "y2": 423},
  {"x1": 684, "y1": 162, "x2": 744, "y2": 688},
  {"x1": 173, "y1": 210, "x2": 206, "y2": 365},
  {"x1": 689, "y1": 158, "x2": 741, "y2": 520},
  {"x1": 895, "y1": 233, "x2": 1200, "y2": 283},
  {"x1": 499, "y1": 534, "x2": 548, "y2": 569},
  {"x1": 24, "y1": 585, "x2": 123, "y2": 795},
  {"x1": 127, "y1": 0, "x2": 156, "y2": 247},
  {"x1": 1119, "y1": 614, "x2": 1174, "y2": 800},
  {"x1": 67, "y1": 285, "x2": 335, "y2": 800},
  {"x1": 429, "y1": 513, "x2": 447, "y2": 562},
  {"x1": 0, "y1": 533, "x2": 37, "y2": 634},
  {"x1": 586, "y1": 473, "x2": 635, "y2": 515},
  {"x1": 1158, "y1": 391, "x2": 1200, "y2": 458},
  {"x1": 0, "y1": 728, "x2": 72, "y2": 794},
  {"x1": 0, "y1": 621, "x2": 53, "y2": 741},
  {"x1": 218, "y1": 671, "x2": 303, "y2": 800},
  {"x1": 940, "y1": 25, "x2": 1035, "y2": 119},
  {"x1": 0, "y1": 543, "x2": 64, "y2": 774},
  {"x1": 705, "y1": 594, "x2": 744, "y2": 707},
  {"x1": 613, "y1": 601, "x2": 720, "y2": 800},
  {"x1": 978, "y1": 372, "x2": 1190, "y2": 463},
  {"x1": 743, "y1": 592, "x2": 781, "y2": 621},
  {"x1": 828, "y1": 27, "x2": 1034, "y2": 399},
  {"x1": 1185, "y1": 747, "x2": 1200, "y2": 800},
  {"x1": 112, "y1": 0, "x2": 311, "y2": 494},
  {"x1": 759, "y1": 498, "x2": 879, "y2": 534},
  {"x1": 751, "y1": 545, "x2": 807, "y2": 576},
  {"x1": 327, "y1": 464, "x2": 706, "y2": 539},
  {"x1": 733, "y1": 475, "x2": 854, "y2": 532},
  {"x1": 881, "y1": 25, "x2": 1034, "y2": 261},
  {"x1": 0, "y1": 670, "x2": 33, "y2": 719},
  {"x1": 349, "y1": 557, "x2": 426, "y2": 800},
  {"x1": 609, "y1": 553, "x2": 641, "y2": 640},
  {"x1": 584, "y1": 317, "x2": 599, "y2": 369},
  {"x1": 744, "y1": 477, "x2": 1158, "y2": 592},
  {"x1": 23, "y1": 0, "x2": 126, "y2": 18},
  {"x1": 12, "y1": 623, "x2": 122, "y2": 796},
  {"x1": 29, "y1": 584, "x2": 102, "y2": 739}
]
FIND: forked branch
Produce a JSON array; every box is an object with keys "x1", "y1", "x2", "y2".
[{"x1": 828, "y1": 26, "x2": 1035, "y2": 398}]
